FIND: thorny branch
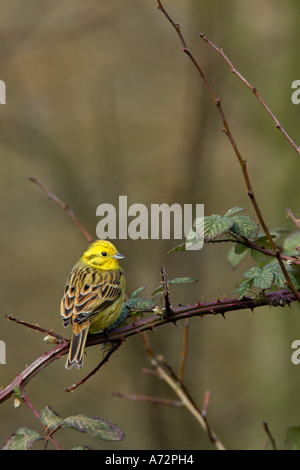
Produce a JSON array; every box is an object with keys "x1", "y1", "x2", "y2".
[
  {"x1": 0, "y1": 287, "x2": 297, "y2": 404},
  {"x1": 156, "y1": 0, "x2": 300, "y2": 302}
]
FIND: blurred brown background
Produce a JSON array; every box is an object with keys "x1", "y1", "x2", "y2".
[{"x1": 0, "y1": 0, "x2": 300, "y2": 450}]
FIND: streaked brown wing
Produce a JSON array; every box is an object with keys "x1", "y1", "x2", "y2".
[{"x1": 61, "y1": 264, "x2": 122, "y2": 327}]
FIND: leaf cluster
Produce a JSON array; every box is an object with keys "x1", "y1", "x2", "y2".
[{"x1": 2, "y1": 390, "x2": 124, "y2": 450}]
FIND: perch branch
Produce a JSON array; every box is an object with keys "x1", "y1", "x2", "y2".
[{"x1": 1, "y1": 288, "x2": 297, "y2": 404}]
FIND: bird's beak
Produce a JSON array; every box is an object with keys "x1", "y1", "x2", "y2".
[{"x1": 113, "y1": 252, "x2": 125, "y2": 260}]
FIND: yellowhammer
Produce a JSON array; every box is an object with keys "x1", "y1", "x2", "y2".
[{"x1": 61, "y1": 240, "x2": 125, "y2": 369}]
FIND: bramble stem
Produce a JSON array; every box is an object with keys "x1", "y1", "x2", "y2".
[{"x1": 156, "y1": 0, "x2": 300, "y2": 302}]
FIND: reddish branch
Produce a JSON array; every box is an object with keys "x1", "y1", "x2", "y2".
[
  {"x1": 0, "y1": 288, "x2": 296, "y2": 405},
  {"x1": 28, "y1": 176, "x2": 93, "y2": 243}
]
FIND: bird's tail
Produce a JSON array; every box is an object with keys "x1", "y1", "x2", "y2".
[{"x1": 65, "y1": 324, "x2": 89, "y2": 369}]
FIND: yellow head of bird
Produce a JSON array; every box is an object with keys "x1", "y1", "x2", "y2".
[{"x1": 81, "y1": 240, "x2": 125, "y2": 270}]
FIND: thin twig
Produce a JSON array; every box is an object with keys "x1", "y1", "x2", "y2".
[
  {"x1": 111, "y1": 391, "x2": 183, "y2": 407},
  {"x1": 178, "y1": 318, "x2": 190, "y2": 381},
  {"x1": 198, "y1": 33, "x2": 300, "y2": 156},
  {"x1": 64, "y1": 340, "x2": 122, "y2": 392},
  {"x1": 208, "y1": 238, "x2": 300, "y2": 267},
  {"x1": 201, "y1": 390, "x2": 211, "y2": 418},
  {"x1": 286, "y1": 207, "x2": 300, "y2": 230},
  {"x1": 156, "y1": 0, "x2": 300, "y2": 302},
  {"x1": 5, "y1": 315, "x2": 66, "y2": 342},
  {"x1": 28, "y1": 176, "x2": 93, "y2": 243},
  {"x1": 141, "y1": 332, "x2": 225, "y2": 450},
  {"x1": 263, "y1": 422, "x2": 277, "y2": 450}
]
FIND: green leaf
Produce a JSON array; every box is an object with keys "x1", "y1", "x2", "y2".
[
  {"x1": 151, "y1": 277, "x2": 198, "y2": 299},
  {"x1": 234, "y1": 279, "x2": 253, "y2": 299},
  {"x1": 2, "y1": 427, "x2": 41, "y2": 450},
  {"x1": 40, "y1": 406, "x2": 64, "y2": 431},
  {"x1": 72, "y1": 445, "x2": 94, "y2": 450},
  {"x1": 224, "y1": 207, "x2": 245, "y2": 217},
  {"x1": 286, "y1": 426, "x2": 300, "y2": 450},
  {"x1": 164, "y1": 243, "x2": 186, "y2": 257},
  {"x1": 151, "y1": 286, "x2": 164, "y2": 299},
  {"x1": 203, "y1": 215, "x2": 234, "y2": 241},
  {"x1": 62, "y1": 414, "x2": 124, "y2": 442},
  {"x1": 243, "y1": 266, "x2": 261, "y2": 279},
  {"x1": 283, "y1": 231, "x2": 300, "y2": 256},
  {"x1": 130, "y1": 286, "x2": 146, "y2": 299},
  {"x1": 250, "y1": 248, "x2": 271, "y2": 264},
  {"x1": 228, "y1": 245, "x2": 248, "y2": 269},
  {"x1": 234, "y1": 243, "x2": 248, "y2": 254},
  {"x1": 169, "y1": 277, "x2": 198, "y2": 285},
  {"x1": 230, "y1": 215, "x2": 259, "y2": 240},
  {"x1": 12, "y1": 386, "x2": 22, "y2": 401},
  {"x1": 125, "y1": 298, "x2": 156, "y2": 311},
  {"x1": 252, "y1": 265, "x2": 274, "y2": 289}
]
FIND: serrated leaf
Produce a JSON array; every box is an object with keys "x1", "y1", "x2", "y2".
[
  {"x1": 2, "y1": 427, "x2": 41, "y2": 450},
  {"x1": 224, "y1": 207, "x2": 245, "y2": 217},
  {"x1": 40, "y1": 406, "x2": 64, "y2": 431},
  {"x1": 130, "y1": 286, "x2": 146, "y2": 299},
  {"x1": 228, "y1": 245, "x2": 248, "y2": 269},
  {"x1": 230, "y1": 215, "x2": 259, "y2": 240},
  {"x1": 243, "y1": 266, "x2": 261, "y2": 279},
  {"x1": 252, "y1": 266, "x2": 274, "y2": 289},
  {"x1": 169, "y1": 277, "x2": 198, "y2": 285},
  {"x1": 286, "y1": 426, "x2": 300, "y2": 450},
  {"x1": 125, "y1": 298, "x2": 156, "y2": 311},
  {"x1": 203, "y1": 215, "x2": 234, "y2": 241},
  {"x1": 62, "y1": 414, "x2": 124, "y2": 442},
  {"x1": 272, "y1": 271, "x2": 287, "y2": 289}
]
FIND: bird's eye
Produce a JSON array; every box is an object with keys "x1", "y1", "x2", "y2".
[{"x1": 101, "y1": 251, "x2": 107, "y2": 257}]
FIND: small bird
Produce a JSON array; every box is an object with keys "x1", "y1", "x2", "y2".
[{"x1": 61, "y1": 240, "x2": 125, "y2": 369}]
